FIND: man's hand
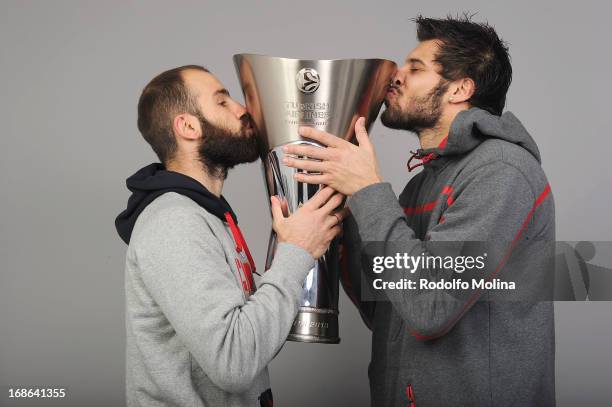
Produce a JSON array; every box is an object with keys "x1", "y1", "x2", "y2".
[
  {"x1": 281, "y1": 117, "x2": 383, "y2": 196},
  {"x1": 271, "y1": 186, "x2": 348, "y2": 259}
]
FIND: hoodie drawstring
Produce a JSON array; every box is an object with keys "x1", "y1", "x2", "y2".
[
  {"x1": 407, "y1": 151, "x2": 438, "y2": 172},
  {"x1": 406, "y1": 135, "x2": 448, "y2": 172}
]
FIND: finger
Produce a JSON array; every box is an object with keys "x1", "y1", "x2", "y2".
[
  {"x1": 328, "y1": 225, "x2": 342, "y2": 239},
  {"x1": 335, "y1": 207, "x2": 350, "y2": 221},
  {"x1": 282, "y1": 156, "x2": 326, "y2": 173},
  {"x1": 270, "y1": 196, "x2": 285, "y2": 221},
  {"x1": 323, "y1": 207, "x2": 349, "y2": 228},
  {"x1": 280, "y1": 197, "x2": 289, "y2": 217},
  {"x1": 324, "y1": 213, "x2": 342, "y2": 229},
  {"x1": 355, "y1": 117, "x2": 371, "y2": 149},
  {"x1": 305, "y1": 186, "x2": 336, "y2": 209},
  {"x1": 294, "y1": 172, "x2": 328, "y2": 186},
  {"x1": 320, "y1": 193, "x2": 344, "y2": 214},
  {"x1": 283, "y1": 144, "x2": 331, "y2": 160},
  {"x1": 298, "y1": 126, "x2": 342, "y2": 148}
]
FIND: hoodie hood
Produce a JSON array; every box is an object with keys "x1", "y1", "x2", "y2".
[
  {"x1": 115, "y1": 163, "x2": 237, "y2": 244},
  {"x1": 410, "y1": 108, "x2": 541, "y2": 170}
]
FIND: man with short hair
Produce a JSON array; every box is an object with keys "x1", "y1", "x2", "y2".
[
  {"x1": 283, "y1": 16, "x2": 555, "y2": 406},
  {"x1": 115, "y1": 65, "x2": 345, "y2": 407}
]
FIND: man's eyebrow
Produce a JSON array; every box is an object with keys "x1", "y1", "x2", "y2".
[
  {"x1": 214, "y1": 88, "x2": 230, "y2": 96},
  {"x1": 405, "y1": 58, "x2": 426, "y2": 66}
]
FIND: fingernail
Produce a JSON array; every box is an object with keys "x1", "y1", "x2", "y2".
[
  {"x1": 282, "y1": 157, "x2": 288, "y2": 164},
  {"x1": 282, "y1": 146, "x2": 289, "y2": 152},
  {"x1": 298, "y1": 126, "x2": 305, "y2": 135}
]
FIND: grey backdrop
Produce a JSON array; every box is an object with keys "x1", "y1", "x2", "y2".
[{"x1": 1, "y1": 0, "x2": 611, "y2": 406}]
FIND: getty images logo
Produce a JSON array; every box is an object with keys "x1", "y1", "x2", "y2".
[{"x1": 296, "y1": 67, "x2": 320, "y2": 94}]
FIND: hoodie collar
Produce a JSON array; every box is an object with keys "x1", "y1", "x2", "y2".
[
  {"x1": 115, "y1": 163, "x2": 237, "y2": 244},
  {"x1": 407, "y1": 107, "x2": 542, "y2": 172}
]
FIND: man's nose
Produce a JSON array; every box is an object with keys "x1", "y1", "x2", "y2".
[
  {"x1": 393, "y1": 67, "x2": 407, "y2": 86},
  {"x1": 232, "y1": 100, "x2": 247, "y2": 119}
]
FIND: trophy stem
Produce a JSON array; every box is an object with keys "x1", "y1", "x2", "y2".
[{"x1": 266, "y1": 227, "x2": 341, "y2": 344}]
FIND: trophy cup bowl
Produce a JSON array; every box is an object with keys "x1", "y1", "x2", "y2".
[{"x1": 233, "y1": 54, "x2": 396, "y2": 343}]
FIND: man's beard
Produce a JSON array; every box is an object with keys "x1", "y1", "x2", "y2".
[
  {"x1": 381, "y1": 79, "x2": 449, "y2": 135},
  {"x1": 196, "y1": 112, "x2": 260, "y2": 179}
]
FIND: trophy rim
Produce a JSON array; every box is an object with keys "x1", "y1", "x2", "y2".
[{"x1": 232, "y1": 52, "x2": 395, "y2": 64}]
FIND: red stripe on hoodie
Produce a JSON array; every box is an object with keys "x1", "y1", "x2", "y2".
[
  {"x1": 408, "y1": 183, "x2": 552, "y2": 341},
  {"x1": 404, "y1": 185, "x2": 455, "y2": 216}
]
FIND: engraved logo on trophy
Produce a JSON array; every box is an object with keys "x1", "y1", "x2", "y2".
[{"x1": 296, "y1": 68, "x2": 320, "y2": 94}]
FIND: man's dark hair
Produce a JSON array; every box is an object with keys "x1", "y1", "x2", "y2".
[
  {"x1": 415, "y1": 14, "x2": 512, "y2": 115},
  {"x1": 137, "y1": 65, "x2": 209, "y2": 163}
]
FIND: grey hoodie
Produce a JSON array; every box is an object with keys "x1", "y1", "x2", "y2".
[
  {"x1": 123, "y1": 192, "x2": 314, "y2": 406},
  {"x1": 341, "y1": 108, "x2": 555, "y2": 406}
]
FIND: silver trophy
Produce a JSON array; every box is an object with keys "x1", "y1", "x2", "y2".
[{"x1": 233, "y1": 54, "x2": 396, "y2": 343}]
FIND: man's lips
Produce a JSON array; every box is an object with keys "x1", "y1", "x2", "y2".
[
  {"x1": 386, "y1": 88, "x2": 399, "y2": 102},
  {"x1": 386, "y1": 87, "x2": 399, "y2": 98}
]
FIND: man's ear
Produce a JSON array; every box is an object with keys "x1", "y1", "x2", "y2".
[
  {"x1": 448, "y1": 77, "x2": 475, "y2": 104},
  {"x1": 172, "y1": 113, "x2": 201, "y2": 141}
]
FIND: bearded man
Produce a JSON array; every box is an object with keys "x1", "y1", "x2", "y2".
[
  {"x1": 282, "y1": 16, "x2": 556, "y2": 407},
  {"x1": 115, "y1": 65, "x2": 345, "y2": 407}
]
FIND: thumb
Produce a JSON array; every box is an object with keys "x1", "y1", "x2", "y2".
[
  {"x1": 270, "y1": 196, "x2": 285, "y2": 222},
  {"x1": 280, "y1": 197, "x2": 289, "y2": 216},
  {"x1": 355, "y1": 117, "x2": 371, "y2": 149}
]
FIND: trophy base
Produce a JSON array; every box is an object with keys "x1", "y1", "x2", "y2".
[{"x1": 287, "y1": 307, "x2": 340, "y2": 344}]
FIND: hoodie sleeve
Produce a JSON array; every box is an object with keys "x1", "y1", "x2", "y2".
[
  {"x1": 347, "y1": 162, "x2": 546, "y2": 341},
  {"x1": 134, "y1": 205, "x2": 314, "y2": 393}
]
